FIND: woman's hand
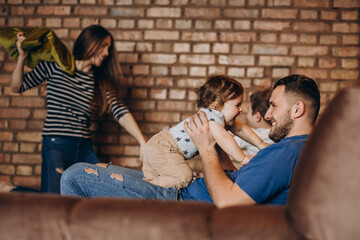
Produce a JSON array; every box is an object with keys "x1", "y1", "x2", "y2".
[{"x1": 16, "y1": 32, "x2": 28, "y2": 58}]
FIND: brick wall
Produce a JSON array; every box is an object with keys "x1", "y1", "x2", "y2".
[{"x1": 0, "y1": 0, "x2": 359, "y2": 189}]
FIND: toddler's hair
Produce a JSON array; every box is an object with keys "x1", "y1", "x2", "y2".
[{"x1": 195, "y1": 75, "x2": 244, "y2": 108}]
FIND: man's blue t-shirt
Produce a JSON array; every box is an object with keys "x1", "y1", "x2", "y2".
[{"x1": 180, "y1": 134, "x2": 308, "y2": 205}]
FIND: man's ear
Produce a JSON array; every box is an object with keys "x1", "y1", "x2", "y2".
[{"x1": 291, "y1": 101, "x2": 305, "y2": 119}]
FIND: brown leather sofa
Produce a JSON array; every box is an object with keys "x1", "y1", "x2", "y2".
[{"x1": 1, "y1": 84, "x2": 359, "y2": 240}]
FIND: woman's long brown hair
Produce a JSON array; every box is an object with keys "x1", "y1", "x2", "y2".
[{"x1": 73, "y1": 25, "x2": 123, "y2": 115}]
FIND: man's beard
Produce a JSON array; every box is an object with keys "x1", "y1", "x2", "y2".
[{"x1": 269, "y1": 111, "x2": 293, "y2": 143}]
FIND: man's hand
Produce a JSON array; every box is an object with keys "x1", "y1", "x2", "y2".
[{"x1": 184, "y1": 111, "x2": 216, "y2": 151}]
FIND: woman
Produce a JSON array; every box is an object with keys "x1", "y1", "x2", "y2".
[{"x1": 11, "y1": 25, "x2": 146, "y2": 193}]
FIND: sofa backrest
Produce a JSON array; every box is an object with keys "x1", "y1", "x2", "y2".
[{"x1": 287, "y1": 84, "x2": 360, "y2": 240}]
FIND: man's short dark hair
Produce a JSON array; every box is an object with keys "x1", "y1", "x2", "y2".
[
  {"x1": 250, "y1": 88, "x2": 272, "y2": 124},
  {"x1": 274, "y1": 74, "x2": 320, "y2": 123}
]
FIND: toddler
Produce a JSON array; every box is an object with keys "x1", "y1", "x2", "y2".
[{"x1": 142, "y1": 75, "x2": 268, "y2": 188}]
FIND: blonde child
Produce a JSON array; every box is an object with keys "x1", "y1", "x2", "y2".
[{"x1": 142, "y1": 75, "x2": 269, "y2": 188}]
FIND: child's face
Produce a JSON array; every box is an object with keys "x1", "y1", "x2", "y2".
[{"x1": 218, "y1": 95, "x2": 243, "y2": 125}]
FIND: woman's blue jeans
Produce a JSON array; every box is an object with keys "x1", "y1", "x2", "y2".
[
  {"x1": 60, "y1": 163, "x2": 179, "y2": 201},
  {"x1": 41, "y1": 136, "x2": 100, "y2": 193}
]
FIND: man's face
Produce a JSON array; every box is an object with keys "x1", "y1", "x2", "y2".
[{"x1": 265, "y1": 86, "x2": 294, "y2": 142}]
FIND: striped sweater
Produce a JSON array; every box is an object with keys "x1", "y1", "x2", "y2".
[{"x1": 20, "y1": 61, "x2": 129, "y2": 138}]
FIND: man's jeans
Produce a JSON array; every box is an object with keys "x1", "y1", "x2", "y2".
[
  {"x1": 41, "y1": 136, "x2": 100, "y2": 193},
  {"x1": 60, "y1": 163, "x2": 179, "y2": 201}
]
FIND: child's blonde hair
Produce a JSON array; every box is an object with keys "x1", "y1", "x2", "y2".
[{"x1": 195, "y1": 75, "x2": 244, "y2": 109}]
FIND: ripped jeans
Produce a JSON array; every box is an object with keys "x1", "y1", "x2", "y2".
[
  {"x1": 41, "y1": 136, "x2": 100, "y2": 193},
  {"x1": 60, "y1": 163, "x2": 180, "y2": 201}
]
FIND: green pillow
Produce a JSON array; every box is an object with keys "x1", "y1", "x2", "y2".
[{"x1": 0, "y1": 27, "x2": 75, "y2": 75}]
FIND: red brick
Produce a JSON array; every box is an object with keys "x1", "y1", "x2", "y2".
[
  {"x1": 182, "y1": 32, "x2": 217, "y2": 42},
  {"x1": 247, "y1": 67, "x2": 264, "y2": 78},
  {"x1": 319, "y1": 35, "x2": 338, "y2": 45},
  {"x1": 155, "y1": 77, "x2": 174, "y2": 87},
  {"x1": 295, "y1": 69, "x2": 328, "y2": 79},
  {"x1": 63, "y1": 18, "x2": 80, "y2": 28},
  {"x1": 223, "y1": 9, "x2": 259, "y2": 18},
  {"x1": 100, "y1": 145, "x2": 124, "y2": 155},
  {"x1": 342, "y1": 35, "x2": 359, "y2": 45},
  {"x1": 253, "y1": 79, "x2": 272, "y2": 88},
  {"x1": 115, "y1": 41, "x2": 136, "y2": 52},
  {"x1": 300, "y1": 10, "x2": 318, "y2": 19},
  {"x1": 213, "y1": 43, "x2": 230, "y2": 53},
  {"x1": 193, "y1": 44, "x2": 210, "y2": 53},
  {"x1": 8, "y1": 17, "x2": 24, "y2": 26},
  {"x1": 220, "y1": 32, "x2": 256, "y2": 42},
  {"x1": 252, "y1": 44, "x2": 288, "y2": 55},
  {"x1": 321, "y1": 11, "x2": 337, "y2": 20},
  {"x1": 232, "y1": 44, "x2": 250, "y2": 54},
  {"x1": 332, "y1": 23, "x2": 359, "y2": 33},
  {"x1": 16, "y1": 165, "x2": 33, "y2": 175},
  {"x1": 12, "y1": 153, "x2": 41, "y2": 164},
  {"x1": 0, "y1": 97, "x2": 9, "y2": 107},
  {"x1": 209, "y1": 66, "x2": 226, "y2": 75},
  {"x1": 171, "y1": 66, "x2": 188, "y2": 75},
  {"x1": 118, "y1": 53, "x2": 139, "y2": 63},
  {"x1": 0, "y1": 120, "x2": 8, "y2": 129},
  {"x1": 331, "y1": 70, "x2": 359, "y2": 80},
  {"x1": 190, "y1": 66, "x2": 207, "y2": 76},
  {"x1": 262, "y1": 9, "x2": 297, "y2": 19},
  {"x1": 174, "y1": 43, "x2": 190, "y2": 53},
  {"x1": 149, "y1": 89, "x2": 167, "y2": 99},
  {"x1": 294, "y1": 0, "x2": 330, "y2": 7},
  {"x1": 113, "y1": 30, "x2": 143, "y2": 40},
  {"x1": 254, "y1": 21, "x2": 290, "y2": 31},
  {"x1": 11, "y1": 97, "x2": 45, "y2": 107},
  {"x1": 259, "y1": 56, "x2": 295, "y2": 66},
  {"x1": 272, "y1": 68, "x2": 290, "y2": 78},
  {"x1": 332, "y1": 47, "x2": 359, "y2": 57},
  {"x1": 234, "y1": 20, "x2": 251, "y2": 30},
  {"x1": 33, "y1": 109, "x2": 47, "y2": 119},
  {"x1": 136, "y1": 43, "x2": 153, "y2": 52},
  {"x1": 169, "y1": 89, "x2": 186, "y2": 100},
  {"x1": 100, "y1": 19, "x2": 117, "y2": 29},
  {"x1": 119, "y1": 19, "x2": 136, "y2": 29},
  {"x1": 144, "y1": 30, "x2": 179, "y2": 40},
  {"x1": 156, "y1": 19, "x2": 173, "y2": 29},
  {"x1": 37, "y1": 6, "x2": 71, "y2": 15},
  {"x1": 341, "y1": 59, "x2": 358, "y2": 69},
  {"x1": 144, "y1": 112, "x2": 180, "y2": 122},
  {"x1": 334, "y1": 0, "x2": 360, "y2": 8},
  {"x1": 259, "y1": 33, "x2": 278, "y2": 43},
  {"x1": 11, "y1": 6, "x2": 35, "y2": 15},
  {"x1": 0, "y1": 109, "x2": 31, "y2": 119},
  {"x1": 179, "y1": 54, "x2": 215, "y2": 65},
  {"x1": 292, "y1": 46, "x2": 328, "y2": 56},
  {"x1": 132, "y1": 77, "x2": 155, "y2": 87},
  {"x1": 13, "y1": 176, "x2": 41, "y2": 189},
  {"x1": 9, "y1": 119, "x2": 27, "y2": 129},
  {"x1": 195, "y1": 20, "x2": 212, "y2": 30},
  {"x1": 16, "y1": 131, "x2": 42, "y2": 142},
  {"x1": 185, "y1": 8, "x2": 220, "y2": 18},
  {"x1": 215, "y1": 20, "x2": 231, "y2": 29},
  {"x1": 142, "y1": 54, "x2": 177, "y2": 64},
  {"x1": 219, "y1": 55, "x2": 255, "y2": 66},
  {"x1": 319, "y1": 58, "x2": 337, "y2": 68},
  {"x1": 0, "y1": 153, "x2": 11, "y2": 163},
  {"x1": 177, "y1": 78, "x2": 204, "y2": 88},
  {"x1": 157, "y1": 101, "x2": 195, "y2": 111},
  {"x1": 293, "y1": 22, "x2": 330, "y2": 32},
  {"x1": 27, "y1": 120, "x2": 44, "y2": 130},
  {"x1": 228, "y1": 67, "x2": 245, "y2": 77},
  {"x1": 20, "y1": 143, "x2": 37, "y2": 152},
  {"x1": 298, "y1": 57, "x2": 316, "y2": 67},
  {"x1": 45, "y1": 18, "x2": 61, "y2": 27},
  {"x1": 300, "y1": 34, "x2": 317, "y2": 44},
  {"x1": 155, "y1": 43, "x2": 172, "y2": 52},
  {"x1": 0, "y1": 132, "x2": 13, "y2": 141},
  {"x1": 132, "y1": 65, "x2": 150, "y2": 75},
  {"x1": 280, "y1": 33, "x2": 297, "y2": 43},
  {"x1": 110, "y1": 8, "x2": 144, "y2": 17},
  {"x1": 151, "y1": 66, "x2": 168, "y2": 76},
  {"x1": 147, "y1": 7, "x2": 181, "y2": 17},
  {"x1": 341, "y1": 11, "x2": 358, "y2": 20},
  {"x1": 173, "y1": 20, "x2": 190, "y2": 30},
  {"x1": 0, "y1": 164, "x2": 15, "y2": 174}
]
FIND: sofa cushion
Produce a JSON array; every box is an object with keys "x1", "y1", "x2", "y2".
[
  {"x1": 0, "y1": 192, "x2": 80, "y2": 240},
  {"x1": 68, "y1": 198, "x2": 214, "y2": 240},
  {"x1": 288, "y1": 84, "x2": 360, "y2": 239}
]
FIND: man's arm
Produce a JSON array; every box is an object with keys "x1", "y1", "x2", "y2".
[{"x1": 184, "y1": 111, "x2": 256, "y2": 208}]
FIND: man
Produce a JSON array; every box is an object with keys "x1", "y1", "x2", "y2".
[{"x1": 61, "y1": 74, "x2": 320, "y2": 208}]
